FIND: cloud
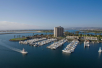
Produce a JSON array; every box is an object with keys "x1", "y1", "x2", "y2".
[{"x1": 0, "y1": 21, "x2": 39, "y2": 30}]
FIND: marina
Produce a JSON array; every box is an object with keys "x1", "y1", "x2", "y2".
[
  {"x1": 47, "y1": 39, "x2": 67, "y2": 50},
  {"x1": 33, "y1": 38, "x2": 57, "y2": 46},
  {"x1": 0, "y1": 0, "x2": 102, "y2": 67},
  {"x1": 19, "y1": 38, "x2": 46, "y2": 45},
  {"x1": 0, "y1": 32, "x2": 102, "y2": 68},
  {"x1": 62, "y1": 39, "x2": 79, "y2": 53},
  {"x1": 19, "y1": 38, "x2": 57, "y2": 47}
]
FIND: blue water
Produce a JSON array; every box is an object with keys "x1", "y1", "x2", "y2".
[
  {"x1": 0, "y1": 32, "x2": 102, "y2": 68},
  {"x1": 0, "y1": 30, "x2": 45, "y2": 33}
]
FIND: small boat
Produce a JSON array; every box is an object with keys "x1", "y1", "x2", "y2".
[
  {"x1": 62, "y1": 50, "x2": 71, "y2": 53},
  {"x1": 34, "y1": 44, "x2": 39, "y2": 47},
  {"x1": 21, "y1": 48, "x2": 28, "y2": 54},
  {"x1": 98, "y1": 47, "x2": 102, "y2": 52},
  {"x1": 34, "y1": 44, "x2": 37, "y2": 47},
  {"x1": 84, "y1": 40, "x2": 90, "y2": 47}
]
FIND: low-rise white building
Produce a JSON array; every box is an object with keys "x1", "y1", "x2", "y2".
[
  {"x1": 84, "y1": 37, "x2": 98, "y2": 40},
  {"x1": 66, "y1": 36, "x2": 79, "y2": 39},
  {"x1": 66, "y1": 36, "x2": 98, "y2": 40}
]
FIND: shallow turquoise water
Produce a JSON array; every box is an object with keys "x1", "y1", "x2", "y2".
[{"x1": 0, "y1": 33, "x2": 102, "y2": 68}]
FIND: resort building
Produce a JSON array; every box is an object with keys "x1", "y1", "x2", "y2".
[
  {"x1": 54, "y1": 26, "x2": 64, "y2": 37},
  {"x1": 66, "y1": 36, "x2": 79, "y2": 39},
  {"x1": 84, "y1": 37, "x2": 98, "y2": 40}
]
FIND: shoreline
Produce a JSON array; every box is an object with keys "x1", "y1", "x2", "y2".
[{"x1": 0, "y1": 31, "x2": 42, "y2": 35}]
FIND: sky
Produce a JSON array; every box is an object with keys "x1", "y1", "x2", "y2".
[{"x1": 0, "y1": 0, "x2": 102, "y2": 30}]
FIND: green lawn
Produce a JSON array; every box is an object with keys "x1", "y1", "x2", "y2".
[{"x1": 10, "y1": 38, "x2": 27, "y2": 41}]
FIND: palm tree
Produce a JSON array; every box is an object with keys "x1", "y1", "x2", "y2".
[
  {"x1": 19, "y1": 35, "x2": 20, "y2": 38},
  {"x1": 83, "y1": 32, "x2": 85, "y2": 36},
  {"x1": 83, "y1": 31, "x2": 86, "y2": 40},
  {"x1": 14, "y1": 35, "x2": 15, "y2": 38},
  {"x1": 46, "y1": 32, "x2": 47, "y2": 35},
  {"x1": 99, "y1": 32, "x2": 101, "y2": 36},
  {"x1": 95, "y1": 32, "x2": 97, "y2": 36},
  {"x1": 41, "y1": 34, "x2": 43, "y2": 37},
  {"x1": 79, "y1": 32, "x2": 80, "y2": 37},
  {"x1": 17, "y1": 35, "x2": 18, "y2": 38},
  {"x1": 33, "y1": 33, "x2": 34, "y2": 36}
]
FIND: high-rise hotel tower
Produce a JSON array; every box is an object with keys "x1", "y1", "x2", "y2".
[{"x1": 54, "y1": 26, "x2": 64, "y2": 37}]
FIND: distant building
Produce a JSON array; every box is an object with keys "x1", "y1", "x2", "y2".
[
  {"x1": 54, "y1": 26, "x2": 64, "y2": 37},
  {"x1": 66, "y1": 36, "x2": 79, "y2": 39},
  {"x1": 66, "y1": 36, "x2": 97, "y2": 40},
  {"x1": 83, "y1": 37, "x2": 98, "y2": 40}
]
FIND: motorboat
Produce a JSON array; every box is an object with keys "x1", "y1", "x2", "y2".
[
  {"x1": 21, "y1": 48, "x2": 28, "y2": 54},
  {"x1": 84, "y1": 40, "x2": 90, "y2": 47},
  {"x1": 34, "y1": 44, "x2": 37, "y2": 47},
  {"x1": 62, "y1": 50, "x2": 71, "y2": 53},
  {"x1": 98, "y1": 47, "x2": 102, "y2": 52}
]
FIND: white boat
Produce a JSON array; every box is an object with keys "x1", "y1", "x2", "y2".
[
  {"x1": 34, "y1": 44, "x2": 37, "y2": 47},
  {"x1": 86, "y1": 43, "x2": 90, "y2": 47},
  {"x1": 70, "y1": 49, "x2": 74, "y2": 52},
  {"x1": 98, "y1": 47, "x2": 102, "y2": 52},
  {"x1": 62, "y1": 50, "x2": 71, "y2": 53},
  {"x1": 84, "y1": 40, "x2": 90, "y2": 47},
  {"x1": 21, "y1": 48, "x2": 28, "y2": 54}
]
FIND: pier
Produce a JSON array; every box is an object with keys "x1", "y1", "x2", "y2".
[
  {"x1": 47, "y1": 39, "x2": 67, "y2": 50},
  {"x1": 19, "y1": 38, "x2": 46, "y2": 45},
  {"x1": 62, "y1": 40, "x2": 79, "y2": 53}
]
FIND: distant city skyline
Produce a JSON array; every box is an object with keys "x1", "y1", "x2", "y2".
[{"x1": 0, "y1": 0, "x2": 102, "y2": 30}]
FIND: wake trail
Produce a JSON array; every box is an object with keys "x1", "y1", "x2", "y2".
[{"x1": 0, "y1": 40, "x2": 22, "y2": 53}]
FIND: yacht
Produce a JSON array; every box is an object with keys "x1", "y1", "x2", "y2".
[
  {"x1": 84, "y1": 40, "x2": 90, "y2": 47},
  {"x1": 21, "y1": 48, "x2": 28, "y2": 54},
  {"x1": 34, "y1": 43, "x2": 39, "y2": 47},
  {"x1": 62, "y1": 50, "x2": 71, "y2": 53},
  {"x1": 98, "y1": 47, "x2": 102, "y2": 52},
  {"x1": 34, "y1": 44, "x2": 37, "y2": 47}
]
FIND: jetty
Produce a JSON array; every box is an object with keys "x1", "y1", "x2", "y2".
[
  {"x1": 62, "y1": 40, "x2": 79, "y2": 53},
  {"x1": 33, "y1": 38, "x2": 57, "y2": 47},
  {"x1": 19, "y1": 38, "x2": 46, "y2": 45},
  {"x1": 47, "y1": 39, "x2": 67, "y2": 50}
]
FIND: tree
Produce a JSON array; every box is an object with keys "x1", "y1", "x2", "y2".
[
  {"x1": 64, "y1": 31, "x2": 69, "y2": 36},
  {"x1": 95, "y1": 32, "x2": 97, "y2": 36},
  {"x1": 99, "y1": 32, "x2": 101, "y2": 36},
  {"x1": 17, "y1": 35, "x2": 18, "y2": 38},
  {"x1": 14, "y1": 35, "x2": 15, "y2": 38},
  {"x1": 46, "y1": 32, "x2": 47, "y2": 35},
  {"x1": 75, "y1": 31, "x2": 79, "y2": 35},
  {"x1": 41, "y1": 34, "x2": 43, "y2": 37},
  {"x1": 33, "y1": 33, "x2": 34, "y2": 36}
]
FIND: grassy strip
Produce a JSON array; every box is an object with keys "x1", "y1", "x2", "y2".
[{"x1": 10, "y1": 38, "x2": 27, "y2": 41}]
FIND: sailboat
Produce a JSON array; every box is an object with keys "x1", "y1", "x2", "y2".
[
  {"x1": 98, "y1": 47, "x2": 102, "y2": 52},
  {"x1": 21, "y1": 48, "x2": 28, "y2": 54}
]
